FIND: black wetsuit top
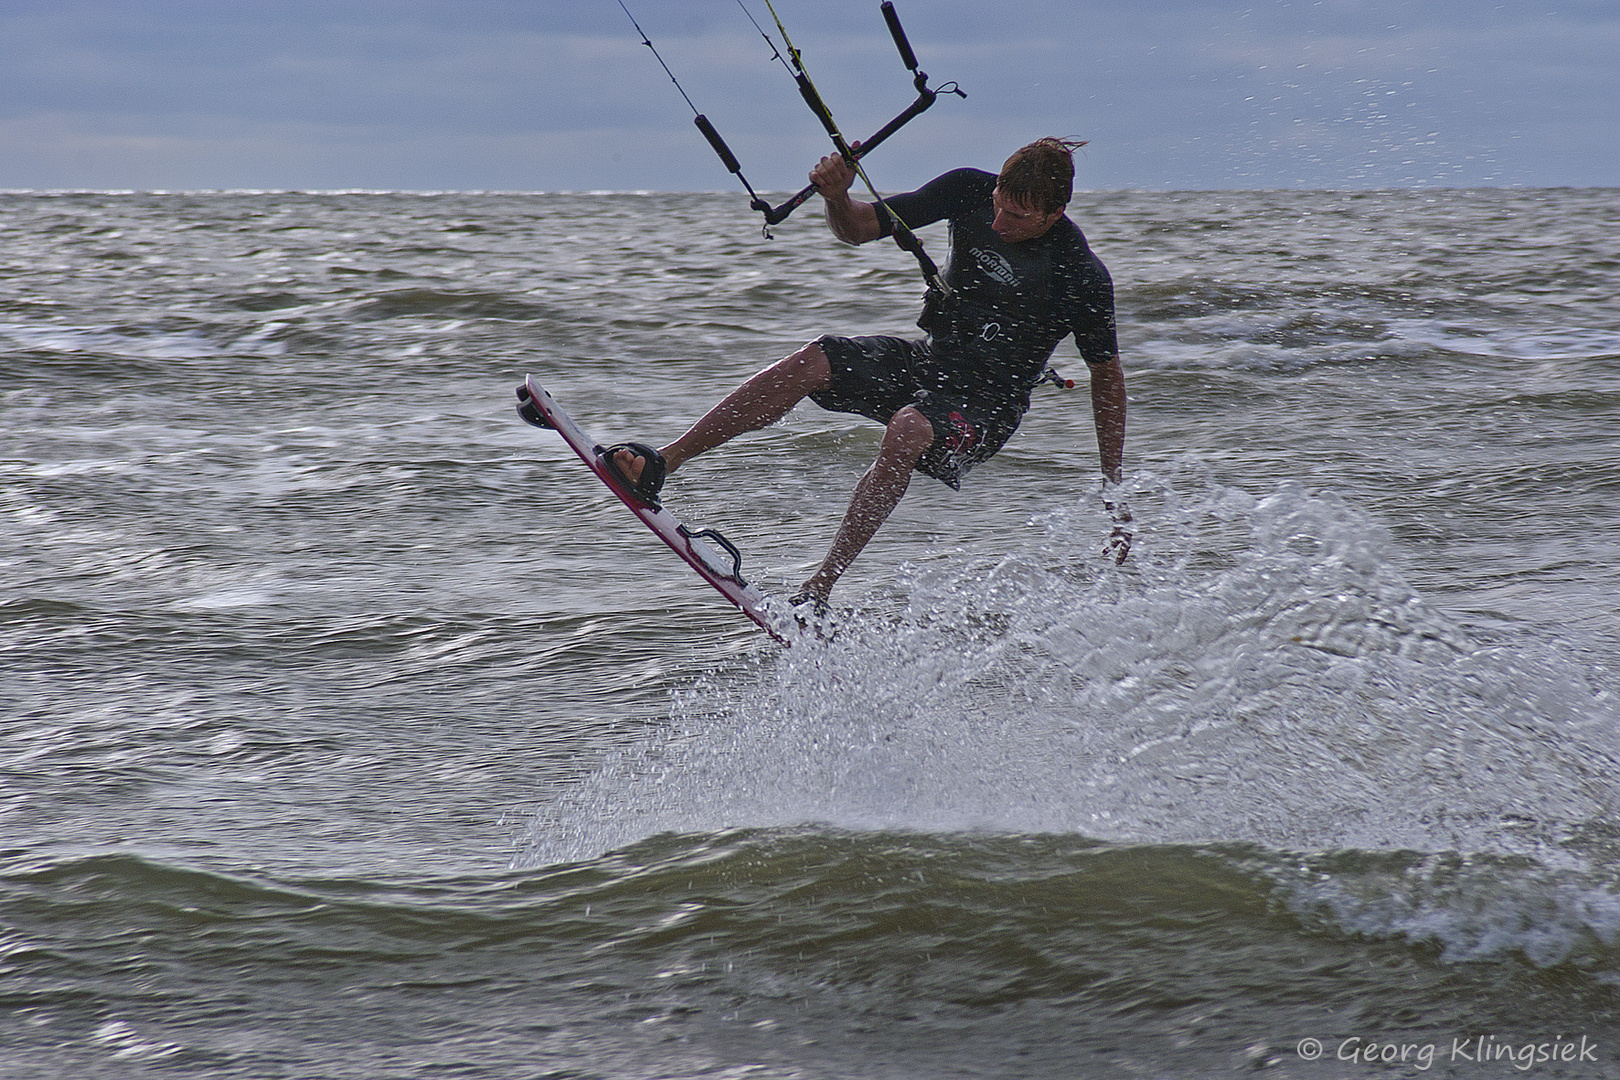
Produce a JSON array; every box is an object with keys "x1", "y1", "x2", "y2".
[{"x1": 874, "y1": 168, "x2": 1119, "y2": 406}]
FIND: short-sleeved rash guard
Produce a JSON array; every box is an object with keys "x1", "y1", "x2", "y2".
[{"x1": 875, "y1": 168, "x2": 1118, "y2": 403}]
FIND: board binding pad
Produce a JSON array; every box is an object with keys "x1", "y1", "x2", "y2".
[{"x1": 518, "y1": 374, "x2": 796, "y2": 645}]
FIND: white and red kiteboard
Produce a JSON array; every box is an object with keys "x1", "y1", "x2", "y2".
[{"x1": 518, "y1": 374, "x2": 793, "y2": 645}]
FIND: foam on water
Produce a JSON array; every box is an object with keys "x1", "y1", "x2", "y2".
[
  {"x1": 521, "y1": 470, "x2": 1620, "y2": 869},
  {"x1": 1270, "y1": 847, "x2": 1620, "y2": 973}
]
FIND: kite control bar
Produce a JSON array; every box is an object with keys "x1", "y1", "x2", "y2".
[
  {"x1": 752, "y1": 81, "x2": 960, "y2": 226},
  {"x1": 747, "y1": 3, "x2": 964, "y2": 225},
  {"x1": 619, "y1": 0, "x2": 961, "y2": 291},
  {"x1": 689, "y1": 2, "x2": 963, "y2": 228}
]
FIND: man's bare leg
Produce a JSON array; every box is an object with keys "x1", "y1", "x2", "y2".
[
  {"x1": 612, "y1": 342, "x2": 833, "y2": 481},
  {"x1": 796, "y1": 405, "x2": 934, "y2": 603},
  {"x1": 611, "y1": 350, "x2": 933, "y2": 603}
]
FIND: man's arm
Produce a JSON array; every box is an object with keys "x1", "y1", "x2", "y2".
[
  {"x1": 811, "y1": 152, "x2": 883, "y2": 245},
  {"x1": 1088, "y1": 354, "x2": 1132, "y2": 564},
  {"x1": 1088, "y1": 355, "x2": 1126, "y2": 485}
]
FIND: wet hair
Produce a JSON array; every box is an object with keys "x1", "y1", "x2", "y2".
[{"x1": 997, "y1": 137, "x2": 1088, "y2": 215}]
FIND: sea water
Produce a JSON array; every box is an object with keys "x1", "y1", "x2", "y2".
[{"x1": 2, "y1": 187, "x2": 1618, "y2": 1077}]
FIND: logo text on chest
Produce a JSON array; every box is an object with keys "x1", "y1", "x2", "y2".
[{"x1": 970, "y1": 247, "x2": 1020, "y2": 287}]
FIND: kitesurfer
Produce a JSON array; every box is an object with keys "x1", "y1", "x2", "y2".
[{"x1": 605, "y1": 136, "x2": 1129, "y2": 611}]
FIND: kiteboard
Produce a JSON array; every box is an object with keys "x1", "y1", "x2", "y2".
[{"x1": 516, "y1": 374, "x2": 793, "y2": 645}]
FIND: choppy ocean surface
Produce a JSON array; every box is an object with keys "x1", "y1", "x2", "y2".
[{"x1": 2, "y1": 186, "x2": 1618, "y2": 1078}]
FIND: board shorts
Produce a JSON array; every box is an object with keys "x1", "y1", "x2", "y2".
[{"x1": 808, "y1": 334, "x2": 1026, "y2": 490}]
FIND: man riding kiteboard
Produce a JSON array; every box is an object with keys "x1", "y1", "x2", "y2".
[{"x1": 603, "y1": 136, "x2": 1130, "y2": 613}]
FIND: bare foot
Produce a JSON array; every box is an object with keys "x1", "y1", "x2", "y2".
[
  {"x1": 612, "y1": 447, "x2": 648, "y2": 484},
  {"x1": 790, "y1": 582, "x2": 832, "y2": 607}
]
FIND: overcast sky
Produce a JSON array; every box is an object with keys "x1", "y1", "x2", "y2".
[{"x1": 2, "y1": 0, "x2": 1614, "y2": 192}]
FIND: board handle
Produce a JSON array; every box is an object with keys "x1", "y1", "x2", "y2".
[{"x1": 677, "y1": 524, "x2": 747, "y2": 585}]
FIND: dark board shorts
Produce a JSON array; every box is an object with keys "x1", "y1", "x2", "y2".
[{"x1": 809, "y1": 334, "x2": 1025, "y2": 490}]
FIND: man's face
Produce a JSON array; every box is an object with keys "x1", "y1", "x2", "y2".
[{"x1": 991, "y1": 186, "x2": 1064, "y2": 243}]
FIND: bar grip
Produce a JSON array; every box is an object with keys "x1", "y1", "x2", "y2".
[
  {"x1": 881, "y1": 2, "x2": 919, "y2": 72},
  {"x1": 694, "y1": 114, "x2": 742, "y2": 175}
]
